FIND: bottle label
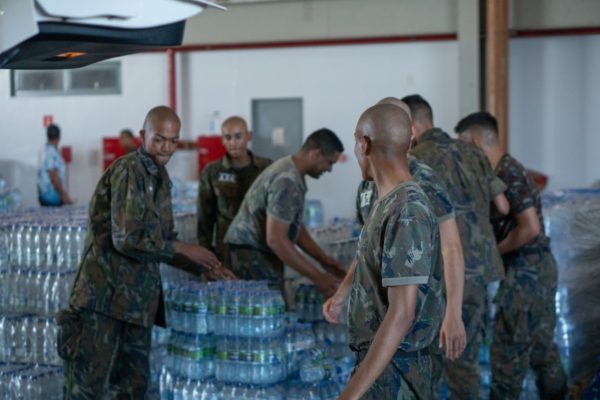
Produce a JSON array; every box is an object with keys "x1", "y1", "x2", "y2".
[{"x1": 239, "y1": 305, "x2": 251, "y2": 316}]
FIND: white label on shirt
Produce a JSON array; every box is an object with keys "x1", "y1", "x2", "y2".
[
  {"x1": 360, "y1": 189, "x2": 373, "y2": 208},
  {"x1": 218, "y1": 172, "x2": 236, "y2": 183}
]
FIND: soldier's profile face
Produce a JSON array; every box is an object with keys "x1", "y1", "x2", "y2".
[
  {"x1": 221, "y1": 121, "x2": 250, "y2": 159},
  {"x1": 308, "y1": 150, "x2": 339, "y2": 179},
  {"x1": 141, "y1": 120, "x2": 180, "y2": 166}
]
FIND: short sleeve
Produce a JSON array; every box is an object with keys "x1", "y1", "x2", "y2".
[
  {"x1": 478, "y1": 151, "x2": 506, "y2": 199},
  {"x1": 44, "y1": 148, "x2": 61, "y2": 171},
  {"x1": 412, "y1": 162, "x2": 455, "y2": 223},
  {"x1": 380, "y1": 202, "x2": 436, "y2": 287},
  {"x1": 503, "y1": 166, "x2": 535, "y2": 215},
  {"x1": 267, "y1": 176, "x2": 304, "y2": 224}
]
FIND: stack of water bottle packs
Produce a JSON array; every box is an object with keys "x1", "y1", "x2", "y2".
[
  {"x1": 0, "y1": 206, "x2": 197, "y2": 399},
  {"x1": 0, "y1": 207, "x2": 88, "y2": 398},
  {"x1": 158, "y1": 281, "x2": 353, "y2": 399}
]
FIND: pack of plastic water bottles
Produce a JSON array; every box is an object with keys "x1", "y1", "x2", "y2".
[
  {"x1": 156, "y1": 280, "x2": 353, "y2": 400},
  {"x1": 0, "y1": 363, "x2": 63, "y2": 400},
  {"x1": 0, "y1": 205, "x2": 199, "y2": 399}
]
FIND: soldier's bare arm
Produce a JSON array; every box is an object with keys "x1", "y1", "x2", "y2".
[
  {"x1": 497, "y1": 207, "x2": 540, "y2": 255},
  {"x1": 266, "y1": 215, "x2": 339, "y2": 297},
  {"x1": 438, "y1": 218, "x2": 467, "y2": 360},
  {"x1": 297, "y1": 224, "x2": 346, "y2": 278},
  {"x1": 338, "y1": 284, "x2": 418, "y2": 400},
  {"x1": 493, "y1": 192, "x2": 510, "y2": 216},
  {"x1": 322, "y1": 258, "x2": 356, "y2": 324}
]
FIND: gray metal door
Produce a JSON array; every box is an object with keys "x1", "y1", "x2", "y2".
[{"x1": 251, "y1": 98, "x2": 303, "y2": 160}]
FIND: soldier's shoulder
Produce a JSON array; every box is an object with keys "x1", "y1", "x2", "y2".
[
  {"x1": 203, "y1": 158, "x2": 226, "y2": 173},
  {"x1": 253, "y1": 154, "x2": 273, "y2": 169}
]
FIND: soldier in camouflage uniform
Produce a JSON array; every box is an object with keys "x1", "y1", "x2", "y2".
[
  {"x1": 197, "y1": 116, "x2": 271, "y2": 260},
  {"x1": 340, "y1": 103, "x2": 444, "y2": 400},
  {"x1": 56, "y1": 106, "x2": 236, "y2": 399},
  {"x1": 224, "y1": 128, "x2": 346, "y2": 297},
  {"x1": 403, "y1": 94, "x2": 509, "y2": 399},
  {"x1": 326, "y1": 98, "x2": 465, "y2": 398},
  {"x1": 455, "y1": 112, "x2": 567, "y2": 400}
]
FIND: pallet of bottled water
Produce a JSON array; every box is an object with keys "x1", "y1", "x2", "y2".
[
  {"x1": 156, "y1": 281, "x2": 353, "y2": 399},
  {"x1": 0, "y1": 314, "x2": 60, "y2": 365},
  {"x1": 0, "y1": 363, "x2": 63, "y2": 400}
]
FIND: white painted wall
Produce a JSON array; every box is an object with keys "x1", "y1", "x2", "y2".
[
  {"x1": 178, "y1": 41, "x2": 459, "y2": 220},
  {"x1": 509, "y1": 34, "x2": 600, "y2": 189},
  {"x1": 0, "y1": 53, "x2": 169, "y2": 206},
  {"x1": 1, "y1": 34, "x2": 599, "y2": 217}
]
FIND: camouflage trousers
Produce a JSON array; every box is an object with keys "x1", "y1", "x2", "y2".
[
  {"x1": 444, "y1": 279, "x2": 487, "y2": 399},
  {"x1": 58, "y1": 309, "x2": 152, "y2": 399},
  {"x1": 353, "y1": 347, "x2": 433, "y2": 399},
  {"x1": 225, "y1": 244, "x2": 284, "y2": 288},
  {"x1": 490, "y1": 250, "x2": 567, "y2": 400}
]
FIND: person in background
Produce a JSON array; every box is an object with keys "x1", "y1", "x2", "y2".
[
  {"x1": 197, "y1": 116, "x2": 272, "y2": 260},
  {"x1": 224, "y1": 128, "x2": 346, "y2": 297},
  {"x1": 455, "y1": 111, "x2": 567, "y2": 400},
  {"x1": 403, "y1": 94, "x2": 509, "y2": 399},
  {"x1": 324, "y1": 97, "x2": 466, "y2": 397},
  {"x1": 56, "y1": 106, "x2": 236, "y2": 399},
  {"x1": 37, "y1": 123, "x2": 72, "y2": 206},
  {"x1": 119, "y1": 128, "x2": 138, "y2": 154},
  {"x1": 339, "y1": 103, "x2": 443, "y2": 399}
]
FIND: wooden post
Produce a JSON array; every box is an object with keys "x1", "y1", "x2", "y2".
[{"x1": 486, "y1": 0, "x2": 509, "y2": 152}]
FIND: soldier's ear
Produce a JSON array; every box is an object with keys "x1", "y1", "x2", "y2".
[{"x1": 357, "y1": 135, "x2": 371, "y2": 156}]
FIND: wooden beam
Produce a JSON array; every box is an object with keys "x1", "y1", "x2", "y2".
[{"x1": 486, "y1": 0, "x2": 509, "y2": 152}]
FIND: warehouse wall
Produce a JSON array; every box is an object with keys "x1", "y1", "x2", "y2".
[
  {"x1": 1, "y1": 35, "x2": 599, "y2": 218},
  {"x1": 509, "y1": 35, "x2": 600, "y2": 189},
  {"x1": 0, "y1": 54, "x2": 169, "y2": 207}
]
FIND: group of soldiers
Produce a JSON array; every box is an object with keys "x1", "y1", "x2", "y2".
[{"x1": 55, "y1": 95, "x2": 567, "y2": 399}]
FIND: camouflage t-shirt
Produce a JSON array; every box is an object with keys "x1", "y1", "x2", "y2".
[
  {"x1": 493, "y1": 153, "x2": 550, "y2": 251},
  {"x1": 197, "y1": 151, "x2": 272, "y2": 258},
  {"x1": 70, "y1": 147, "x2": 176, "y2": 328},
  {"x1": 355, "y1": 156, "x2": 455, "y2": 226},
  {"x1": 224, "y1": 155, "x2": 307, "y2": 254},
  {"x1": 348, "y1": 181, "x2": 444, "y2": 351},
  {"x1": 411, "y1": 128, "x2": 506, "y2": 284}
]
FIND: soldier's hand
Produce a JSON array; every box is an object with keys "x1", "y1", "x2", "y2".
[
  {"x1": 314, "y1": 272, "x2": 340, "y2": 298},
  {"x1": 179, "y1": 243, "x2": 221, "y2": 271},
  {"x1": 439, "y1": 312, "x2": 467, "y2": 360},
  {"x1": 320, "y1": 256, "x2": 346, "y2": 279},
  {"x1": 205, "y1": 264, "x2": 238, "y2": 281},
  {"x1": 322, "y1": 292, "x2": 346, "y2": 324}
]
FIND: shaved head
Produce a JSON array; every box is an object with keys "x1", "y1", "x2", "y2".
[
  {"x1": 377, "y1": 97, "x2": 412, "y2": 121},
  {"x1": 357, "y1": 103, "x2": 412, "y2": 157},
  {"x1": 143, "y1": 106, "x2": 181, "y2": 133},
  {"x1": 140, "y1": 106, "x2": 181, "y2": 166},
  {"x1": 222, "y1": 116, "x2": 248, "y2": 132}
]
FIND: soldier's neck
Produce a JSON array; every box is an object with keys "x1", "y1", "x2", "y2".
[{"x1": 229, "y1": 152, "x2": 252, "y2": 168}]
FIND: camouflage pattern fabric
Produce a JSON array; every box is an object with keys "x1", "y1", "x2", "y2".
[
  {"x1": 355, "y1": 155, "x2": 455, "y2": 226},
  {"x1": 411, "y1": 128, "x2": 506, "y2": 399},
  {"x1": 410, "y1": 128, "x2": 506, "y2": 285},
  {"x1": 224, "y1": 244, "x2": 284, "y2": 288},
  {"x1": 348, "y1": 181, "x2": 444, "y2": 352},
  {"x1": 224, "y1": 155, "x2": 307, "y2": 254},
  {"x1": 490, "y1": 154, "x2": 566, "y2": 400},
  {"x1": 61, "y1": 309, "x2": 152, "y2": 399},
  {"x1": 443, "y1": 279, "x2": 487, "y2": 399},
  {"x1": 491, "y1": 251, "x2": 567, "y2": 400},
  {"x1": 354, "y1": 348, "x2": 434, "y2": 399},
  {"x1": 69, "y1": 147, "x2": 176, "y2": 328},
  {"x1": 197, "y1": 152, "x2": 271, "y2": 259},
  {"x1": 492, "y1": 153, "x2": 549, "y2": 249}
]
